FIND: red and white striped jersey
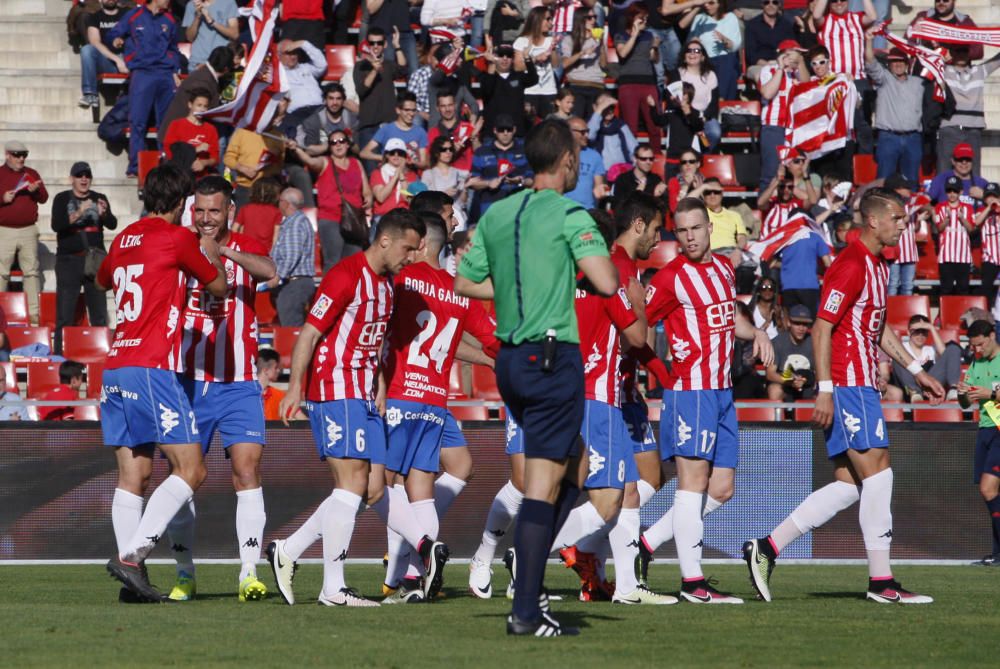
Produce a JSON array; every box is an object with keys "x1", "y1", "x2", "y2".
[
  {"x1": 577, "y1": 287, "x2": 637, "y2": 407},
  {"x1": 384, "y1": 262, "x2": 498, "y2": 407},
  {"x1": 96, "y1": 217, "x2": 220, "y2": 372},
  {"x1": 819, "y1": 12, "x2": 866, "y2": 80},
  {"x1": 816, "y1": 239, "x2": 888, "y2": 388},
  {"x1": 610, "y1": 245, "x2": 643, "y2": 404},
  {"x1": 761, "y1": 199, "x2": 803, "y2": 238},
  {"x1": 305, "y1": 252, "x2": 392, "y2": 402},
  {"x1": 981, "y1": 209, "x2": 1000, "y2": 265},
  {"x1": 645, "y1": 254, "x2": 737, "y2": 391},
  {"x1": 895, "y1": 194, "x2": 926, "y2": 264},
  {"x1": 181, "y1": 232, "x2": 266, "y2": 382},
  {"x1": 935, "y1": 201, "x2": 975, "y2": 264},
  {"x1": 758, "y1": 65, "x2": 794, "y2": 127},
  {"x1": 551, "y1": 0, "x2": 580, "y2": 34}
]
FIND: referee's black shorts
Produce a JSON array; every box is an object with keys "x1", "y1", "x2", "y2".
[{"x1": 496, "y1": 342, "x2": 584, "y2": 461}]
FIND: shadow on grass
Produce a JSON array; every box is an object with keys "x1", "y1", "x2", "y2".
[
  {"x1": 470, "y1": 611, "x2": 624, "y2": 629},
  {"x1": 808, "y1": 591, "x2": 866, "y2": 601}
]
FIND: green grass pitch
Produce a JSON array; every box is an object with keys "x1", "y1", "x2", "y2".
[{"x1": 3, "y1": 564, "x2": 998, "y2": 667}]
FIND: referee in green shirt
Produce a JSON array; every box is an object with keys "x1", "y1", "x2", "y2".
[
  {"x1": 456, "y1": 119, "x2": 619, "y2": 636},
  {"x1": 957, "y1": 319, "x2": 1000, "y2": 566}
]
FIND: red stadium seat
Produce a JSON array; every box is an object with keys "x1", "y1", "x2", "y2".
[
  {"x1": 449, "y1": 405, "x2": 490, "y2": 421},
  {"x1": 913, "y1": 407, "x2": 964, "y2": 422},
  {"x1": 471, "y1": 365, "x2": 502, "y2": 401},
  {"x1": 138, "y1": 150, "x2": 161, "y2": 188},
  {"x1": 794, "y1": 403, "x2": 813, "y2": 422},
  {"x1": 255, "y1": 292, "x2": 278, "y2": 328},
  {"x1": 736, "y1": 403, "x2": 779, "y2": 421},
  {"x1": 74, "y1": 405, "x2": 101, "y2": 421},
  {"x1": 5, "y1": 326, "x2": 51, "y2": 351},
  {"x1": 886, "y1": 295, "x2": 929, "y2": 336},
  {"x1": 915, "y1": 244, "x2": 939, "y2": 280},
  {"x1": 651, "y1": 154, "x2": 668, "y2": 180},
  {"x1": 39, "y1": 292, "x2": 87, "y2": 329},
  {"x1": 853, "y1": 154, "x2": 877, "y2": 186},
  {"x1": 26, "y1": 362, "x2": 61, "y2": 398},
  {"x1": 719, "y1": 100, "x2": 761, "y2": 138},
  {"x1": 0, "y1": 292, "x2": 29, "y2": 325},
  {"x1": 86, "y1": 362, "x2": 104, "y2": 399},
  {"x1": 939, "y1": 295, "x2": 987, "y2": 330},
  {"x1": 701, "y1": 154, "x2": 739, "y2": 188},
  {"x1": 449, "y1": 362, "x2": 467, "y2": 399},
  {"x1": 271, "y1": 326, "x2": 301, "y2": 370},
  {"x1": 62, "y1": 326, "x2": 111, "y2": 363},
  {"x1": 323, "y1": 44, "x2": 356, "y2": 82},
  {"x1": 882, "y1": 407, "x2": 905, "y2": 422},
  {"x1": 938, "y1": 327, "x2": 960, "y2": 344},
  {"x1": 637, "y1": 241, "x2": 678, "y2": 271},
  {"x1": 0, "y1": 361, "x2": 16, "y2": 393}
]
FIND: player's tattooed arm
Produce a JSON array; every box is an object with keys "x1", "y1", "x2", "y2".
[
  {"x1": 811, "y1": 318, "x2": 834, "y2": 429},
  {"x1": 880, "y1": 326, "x2": 945, "y2": 403},
  {"x1": 221, "y1": 247, "x2": 276, "y2": 282}
]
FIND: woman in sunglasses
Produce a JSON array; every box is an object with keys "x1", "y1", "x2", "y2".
[
  {"x1": 513, "y1": 7, "x2": 560, "y2": 118},
  {"x1": 667, "y1": 148, "x2": 708, "y2": 219},
  {"x1": 678, "y1": 0, "x2": 742, "y2": 101},
  {"x1": 421, "y1": 135, "x2": 469, "y2": 208},
  {"x1": 370, "y1": 137, "x2": 418, "y2": 220},
  {"x1": 287, "y1": 129, "x2": 372, "y2": 269},
  {"x1": 665, "y1": 38, "x2": 721, "y2": 151},
  {"x1": 748, "y1": 276, "x2": 783, "y2": 339},
  {"x1": 560, "y1": 8, "x2": 606, "y2": 119}
]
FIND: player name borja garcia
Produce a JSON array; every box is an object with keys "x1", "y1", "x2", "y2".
[{"x1": 401, "y1": 276, "x2": 470, "y2": 308}]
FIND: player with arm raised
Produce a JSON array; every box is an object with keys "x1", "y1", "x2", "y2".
[
  {"x1": 645, "y1": 197, "x2": 773, "y2": 604},
  {"x1": 265, "y1": 209, "x2": 437, "y2": 608},
  {"x1": 380, "y1": 212, "x2": 500, "y2": 602},
  {"x1": 743, "y1": 187, "x2": 943, "y2": 604},
  {"x1": 99, "y1": 164, "x2": 227, "y2": 602},
  {"x1": 163, "y1": 176, "x2": 276, "y2": 603}
]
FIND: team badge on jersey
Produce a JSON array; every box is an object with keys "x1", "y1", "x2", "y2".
[
  {"x1": 310, "y1": 294, "x2": 334, "y2": 320},
  {"x1": 824, "y1": 289, "x2": 845, "y2": 315}
]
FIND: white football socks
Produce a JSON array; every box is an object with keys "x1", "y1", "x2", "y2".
[
  {"x1": 472, "y1": 481, "x2": 523, "y2": 563},
  {"x1": 411, "y1": 498, "x2": 439, "y2": 542},
  {"x1": 166, "y1": 497, "x2": 196, "y2": 576},
  {"x1": 637, "y1": 479, "x2": 656, "y2": 507},
  {"x1": 643, "y1": 494, "x2": 723, "y2": 552},
  {"x1": 672, "y1": 490, "x2": 704, "y2": 580},
  {"x1": 859, "y1": 468, "x2": 894, "y2": 579},
  {"x1": 284, "y1": 495, "x2": 333, "y2": 561},
  {"x1": 433, "y1": 473, "x2": 466, "y2": 518},
  {"x1": 610, "y1": 507, "x2": 640, "y2": 594},
  {"x1": 551, "y1": 501, "x2": 605, "y2": 551},
  {"x1": 770, "y1": 480, "x2": 860, "y2": 553},
  {"x1": 111, "y1": 488, "x2": 143, "y2": 556},
  {"x1": 371, "y1": 485, "x2": 426, "y2": 551},
  {"x1": 321, "y1": 489, "x2": 362, "y2": 596},
  {"x1": 236, "y1": 487, "x2": 266, "y2": 581},
  {"x1": 121, "y1": 475, "x2": 193, "y2": 563}
]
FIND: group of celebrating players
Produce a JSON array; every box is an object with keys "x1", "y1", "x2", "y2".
[{"x1": 100, "y1": 119, "x2": 943, "y2": 633}]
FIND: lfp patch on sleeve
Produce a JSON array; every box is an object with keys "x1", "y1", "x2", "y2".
[
  {"x1": 823, "y1": 289, "x2": 844, "y2": 314},
  {"x1": 310, "y1": 294, "x2": 333, "y2": 319}
]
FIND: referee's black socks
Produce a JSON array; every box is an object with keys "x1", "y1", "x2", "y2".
[{"x1": 512, "y1": 499, "x2": 556, "y2": 623}]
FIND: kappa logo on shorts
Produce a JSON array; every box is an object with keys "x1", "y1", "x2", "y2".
[
  {"x1": 325, "y1": 417, "x2": 343, "y2": 447},
  {"x1": 99, "y1": 384, "x2": 107, "y2": 404},
  {"x1": 506, "y1": 417, "x2": 519, "y2": 444},
  {"x1": 386, "y1": 406, "x2": 403, "y2": 428},
  {"x1": 842, "y1": 409, "x2": 861, "y2": 440},
  {"x1": 159, "y1": 403, "x2": 180, "y2": 435},
  {"x1": 824, "y1": 289, "x2": 845, "y2": 315},
  {"x1": 677, "y1": 415, "x2": 692, "y2": 447},
  {"x1": 588, "y1": 445, "x2": 606, "y2": 478},
  {"x1": 310, "y1": 294, "x2": 334, "y2": 320}
]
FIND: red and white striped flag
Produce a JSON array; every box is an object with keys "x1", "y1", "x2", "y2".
[
  {"x1": 784, "y1": 74, "x2": 857, "y2": 160},
  {"x1": 748, "y1": 211, "x2": 832, "y2": 264},
  {"x1": 201, "y1": 0, "x2": 286, "y2": 133}
]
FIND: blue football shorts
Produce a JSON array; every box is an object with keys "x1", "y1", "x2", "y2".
[
  {"x1": 825, "y1": 386, "x2": 889, "y2": 459},
  {"x1": 304, "y1": 398, "x2": 387, "y2": 464},
  {"x1": 581, "y1": 400, "x2": 639, "y2": 490},
  {"x1": 384, "y1": 399, "x2": 449, "y2": 475},
  {"x1": 659, "y1": 388, "x2": 739, "y2": 468},
  {"x1": 183, "y1": 379, "x2": 266, "y2": 453},
  {"x1": 101, "y1": 367, "x2": 199, "y2": 449}
]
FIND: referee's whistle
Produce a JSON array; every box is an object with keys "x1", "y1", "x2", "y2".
[{"x1": 541, "y1": 329, "x2": 557, "y2": 373}]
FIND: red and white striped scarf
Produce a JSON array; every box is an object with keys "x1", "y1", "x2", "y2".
[
  {"x1": 907, "y1": 17, "x2": 1000, "y2": 48},
  {"x1": 875, "y1": 22, "x2": 949, "y2": 101}
]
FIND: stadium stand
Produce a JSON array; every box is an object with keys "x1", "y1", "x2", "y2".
[{"x1": 60, "y1": 327, "x2": 111, "y2": 364}]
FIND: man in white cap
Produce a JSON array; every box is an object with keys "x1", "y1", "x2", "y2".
[{"x1": 0, "y1": 140, "x2": 46, "y2": 325}]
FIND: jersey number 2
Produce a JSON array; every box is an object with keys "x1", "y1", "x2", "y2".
[
  {"x1": 407, "y1": 310, "x2": 459, "y2": 373},
  {"x1": 113, "y1": 264, "x2": 144, "y2": 322}
]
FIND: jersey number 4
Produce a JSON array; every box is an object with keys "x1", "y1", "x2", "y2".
[
  {"x1": 113, "y1": 264, "x2": 144, "y2": 323},
  {"x1": 407, "y1": 310, "x2": 459, "y2": 374}
]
